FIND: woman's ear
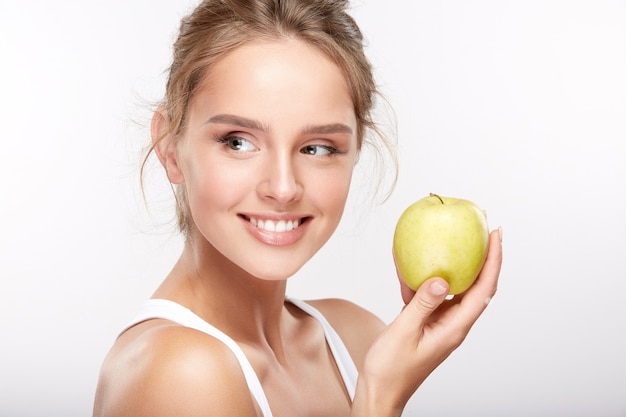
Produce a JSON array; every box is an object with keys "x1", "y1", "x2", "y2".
[{"x1": 151, "y1": 108, "x2": 184, "y2": 184}]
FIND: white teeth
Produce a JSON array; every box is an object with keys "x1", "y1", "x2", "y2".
[{"x1": 249, "y1": 217, "x2": 300, "y2": 232}]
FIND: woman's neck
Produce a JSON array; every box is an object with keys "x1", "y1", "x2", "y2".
[{"x1": 152, "y1": 239, "x2": 292, "y2": 351}]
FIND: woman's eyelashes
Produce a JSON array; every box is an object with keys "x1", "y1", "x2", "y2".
[
  {"x1": 216, "y1": 135, "x2": 258, "y2": 153},
  {"x1": 300, "y1": 144, "x2": 341, "y2": 156},
  {"x1": 215, "y1": 133, "x2": 343, "y2": 157}
]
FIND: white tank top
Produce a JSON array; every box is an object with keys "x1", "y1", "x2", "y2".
[{"x1": 121, "y1": 298, "x2": 359, "y2": 417}]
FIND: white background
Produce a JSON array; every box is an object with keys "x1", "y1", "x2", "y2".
[{"x1": 1, "y1": 1, "x2": 625, "y2": 416}]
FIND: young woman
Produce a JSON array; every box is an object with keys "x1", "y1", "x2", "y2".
[{"x1": 93, "y1": 1, "x2": 502, "y2": 416}]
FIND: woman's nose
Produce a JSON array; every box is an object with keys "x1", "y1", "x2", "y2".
[{"x1": 256, "y1": 151, "x2": 303, "y2": 204}]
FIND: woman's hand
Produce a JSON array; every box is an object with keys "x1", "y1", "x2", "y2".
[{"x1": 352, "y1": 227, "x2": 502, "y2": 417}]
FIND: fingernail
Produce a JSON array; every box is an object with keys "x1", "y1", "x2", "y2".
[
  {"x1": 431, "y1": 281, "x2": 448, "y2": 296},
  {"x1": 498, "y1": 226, "x2": 503, "y2": 243}
]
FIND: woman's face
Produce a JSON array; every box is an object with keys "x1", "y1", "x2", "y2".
[{"x1": 170, "y1": 39, "x2": 358, "y2": 280}]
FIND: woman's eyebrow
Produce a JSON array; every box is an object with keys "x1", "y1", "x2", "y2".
[
  {"x1": 205, "y1": 114, "x2": 268, "y2": 131},
  {"x1": 302, "y1": 123, "x2": 353, "y2": 135},
  {"x1": 205, "y1": 114, "x2": 353, "y2": 135}
]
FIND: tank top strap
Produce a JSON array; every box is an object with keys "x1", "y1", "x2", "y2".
[
  {"x1": 121, "y1": 298, "x2": 274, "y2": 417},
  {"x1": 285, "y1": 297, "x2": 358, "y2": 400}
]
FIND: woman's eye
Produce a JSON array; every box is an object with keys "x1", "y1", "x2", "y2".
[
  {"x1": 301, "y1": 144, "x2": 338, "y2": 156},
  {"x1": 219, "y1": 136, "x2": 257, "y2": 152}
]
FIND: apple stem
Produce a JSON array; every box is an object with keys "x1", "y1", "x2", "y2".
[{"x1": 430, "y1": 193, "x2": 444, "y2": 204}]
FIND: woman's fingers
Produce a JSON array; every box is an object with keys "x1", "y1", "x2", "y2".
[
  {"x1": 454, "y1": 227, "x2": 502, "y2": 325},
  {"x1": 360, "y1": 227, "x2": 503, "y2": 409},
  {"x1": 392, "y1": 227, "x2": 502, "y2": 347}
]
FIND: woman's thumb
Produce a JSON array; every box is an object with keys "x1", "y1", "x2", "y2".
[
  {"x1": 390, "y1": 278, "x2": 449, "y2": 341},
  {"x1": 406, "y1": 278, "x2": 449, "y2": 319}
]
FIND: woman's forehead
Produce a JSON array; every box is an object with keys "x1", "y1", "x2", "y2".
[{"x1": 189, "y1": 39, "x2": 357, "y2": 130}]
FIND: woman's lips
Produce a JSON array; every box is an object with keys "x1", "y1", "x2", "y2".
[{"x1": 240, "y1": 214, "x2": 309, "y2": 246}]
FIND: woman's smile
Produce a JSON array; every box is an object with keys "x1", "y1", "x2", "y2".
[
  {"x1": 247, "y1": 216, "x2": 302, "y2": 233},
  {"x1": 240, "y1": 213, "x2": 310, "y2": 247}
]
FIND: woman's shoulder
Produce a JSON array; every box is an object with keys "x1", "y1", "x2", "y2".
[
  {"x1": 93, "y1": 320, "x2": 259, "y2": 417},
  {"x1": 304, "y1": 298, "x2": 386, "y2": 370}
]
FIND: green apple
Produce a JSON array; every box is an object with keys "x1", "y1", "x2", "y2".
[{"x1": 393, "y1": 193, "x2": 489, "y2": 295}]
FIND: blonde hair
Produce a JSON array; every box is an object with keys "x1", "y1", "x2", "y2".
[{"x1": 143, "y1": 0, "x2": 397, "y2": 234}]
